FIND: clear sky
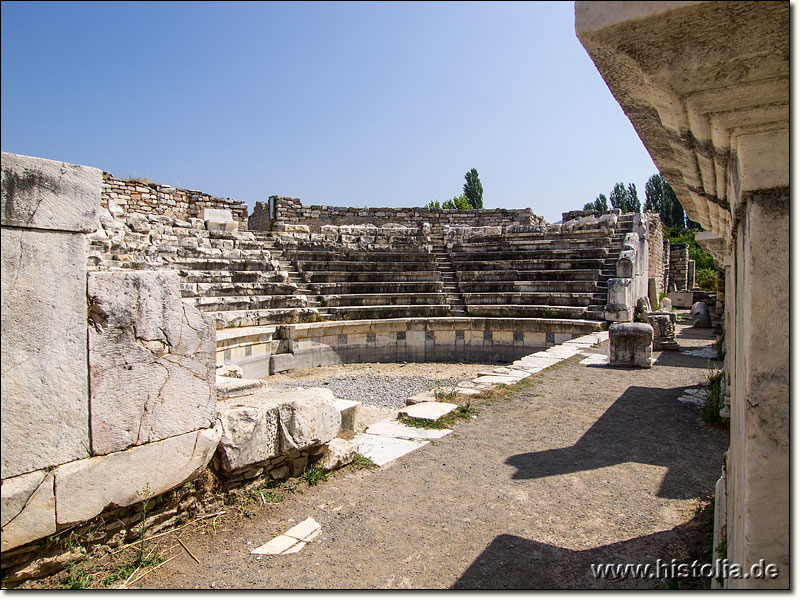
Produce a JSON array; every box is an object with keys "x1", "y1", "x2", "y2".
[{"x1": 1, "y1": 1, "x2": 659, "y2": 224}]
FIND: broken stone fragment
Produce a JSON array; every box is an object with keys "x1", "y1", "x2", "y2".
[{"x1": 320, "y1": 438, "x2": 356, "y2": 470}]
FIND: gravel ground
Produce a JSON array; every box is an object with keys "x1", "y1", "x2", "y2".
[
  {"x1": 265, "y1": 362, "x2": 503, "y2": 408},
  {"x1": 127, "y1": 319, "x2": 728, "y2": 590}
]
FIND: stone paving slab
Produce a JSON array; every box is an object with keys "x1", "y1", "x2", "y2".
[
  {"x1": 398, "y1": 402, "x2": 458, "y2": 421},
  {"x1": 472, "y1": 375, "x2": 523, "y2": 385},
  {"x1": 366, "y1": 419, "x2": 452, "y2": 440},
  {"x1": 352, "y1": 433, "x2": 428, "y2": 467},
  {"x1": 534, "y1": 345, "x2": 583, "y2": 359},
  {"x1": 579, "y1": 353, "x2": 608, "y2": 366}
]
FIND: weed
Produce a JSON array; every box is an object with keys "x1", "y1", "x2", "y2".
[
  {"x1": 299, "y1": 465, "x2": 329, "y2": 486},
  {"x1": 136, "y1": 484, "x2": 153, "y2": 563},
  {"x1": 703, "y1": 370, "x2": 723, "y2": 423},
  {"x1": 432, "y1": 384, "x2": 459, "y2": 403},
  {"x1": 60, "y1": 561, "x2": 93, "y2": 589},
  {"x1": 351, "y1": 453, "x2": 377, "y2": 470}
]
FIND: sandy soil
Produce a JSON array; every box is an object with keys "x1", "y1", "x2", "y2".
[{"x1": 122, "y1": 319, "x2": 728, "y2": 590}]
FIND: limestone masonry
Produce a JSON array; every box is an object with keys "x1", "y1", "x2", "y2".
[{"x1": 0, "y1": 149, "x2": 701, "y2": 582}]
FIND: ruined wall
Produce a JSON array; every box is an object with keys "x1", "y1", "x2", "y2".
[
  {"x1": 1, "y1": 153, "x2": 220, "y2": 556},
  {"x1": 668, "y1": 243, "x2": 689, "y2": 291},
  {"x1": 646, "y1": 212, "x2": 665, "y2": 298},
  {"x1": 251, "y1": 196, "x2": 546, "y2": 233},
  {"x1": 102, "y1": 173, "x2": 249, "y2": 227}
]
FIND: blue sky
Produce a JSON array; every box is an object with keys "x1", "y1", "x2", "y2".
[{"x1": 1, "y1": 1, "x2": 658, "y2": 223}]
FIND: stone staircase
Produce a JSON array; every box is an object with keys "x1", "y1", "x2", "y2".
[
  {"x1": 87, "y1": 216, "x2": 319, "y2": 329},
  {"x1": 448, "y1": 225, "x2": 631, "y2": 323},
  {"x1": 430, "y1": 234, "x2": 468, "y2": 317},
  {"x1": 283, "y1": 244, "x2": 451, "y2": 320}
]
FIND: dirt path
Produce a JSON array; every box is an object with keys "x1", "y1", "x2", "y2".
[{"x1": 135, "y1": 321, "x2": 728, "y2": 590}]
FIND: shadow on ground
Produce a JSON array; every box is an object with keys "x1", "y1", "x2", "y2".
[
  {"x1": 451, "y1": 502, "x2": 715, "y2": 590},
  {"x1": 505, "y1": 385, "x2": 723, "y2": 499}
]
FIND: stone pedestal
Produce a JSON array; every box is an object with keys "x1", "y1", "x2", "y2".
[
  {"x1": 647, "y1": 311, "x2": 678, "y2": 350},
  {"x1": 609, "y1": 322, "x2": 653, "y2": 368}
]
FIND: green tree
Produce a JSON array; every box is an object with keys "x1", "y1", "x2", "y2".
[
  {"x1": 463, "y1": 168, "x2": 483, "y2": 209},
  {"x1": 645, "y1": 173, "x2": 685, "y2": 229},
  {"x1": 609, "y1": 182, "x2": 640, "y2": 213},
  {"x1": 443, "y1": 194, "x2": 472, "y2": 210},
  {"x1": 584, "y1": 193, "x2": 609, "y2": 212}
]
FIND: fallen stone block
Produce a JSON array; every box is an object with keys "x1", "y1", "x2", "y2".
[
  {"x1": 216, "y1": 376, "x2": 265, "y2": 400},
  {"x1": 1, "y1": 471, "x2": 55, "y2": 551},
  {"x1": 320, "y1": 438, "x2": 356, "y2": 470},
  {"x1": 648, "y1": 311, "x2": 679, "y2": 350},
  {"x1": 334, "y1": 399, "x2": 361, "y2": 435},
  {"x1": 609, "y1": 322, "x2": 653, "y2": 368},
  {"x1": 88, "y1": 271, "x2": 216, "y2": 455},
  {"x1": 398, "y1": 402, "x2": 458, "y2": 422},
  {"x1": 270, "y1": 353, "x2": 296, "y2": 375},
  {"x1": 691, "y1": 301, "x2": 713, "y2": 328},
  {"x1": 216, "y1": 363, "x2": 243, "y2": 379},
  {"x1": 54, "y1": 426, "x2": 221, "y2": 526},
  {"x1": 668, "y1": 290, "x2": 694, "y2": 309},
  {"x1": 215, "y1": 388, "x2": 340, "y2": 473}
]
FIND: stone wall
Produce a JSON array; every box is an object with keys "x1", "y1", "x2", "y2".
[
  {"x1": 668, "y1": 243, "x2": 689, "y2": 291},
  {"x1": 250, "y1": 196, "x2": 546, "y2": 233},
  {"x1": 646, "y1": 212, "x2": 665, "y2": 298},
  {"x1": 216, "y1": 316, "x2": 603, "y2": 379},
  {"x1": 102, "y1": 173, "x2": 248, "y2": 227},
  {"x1": 1, "y1": 154, "x2": 218, "y2": 556}
]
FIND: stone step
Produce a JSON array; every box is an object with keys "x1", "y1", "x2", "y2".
[
  {"x1": 188, "y1": 294, "x2": 309, "y2": 312},
  {"x1": 458, "y1": 280, "x2": 601, "y2": 293},
  {"x1": 455, "y1": 268, "x2": 603, "y2": 282},
  {"x1": 465, "y1": 304, "x2": 589, "y2": 319},
  {"x1": 462, "y1": 292, "x2": 598, "y2": 307},
  {"x1": 324, "y1": 305, "x2": 452, "y2": 320},
  {"x1": 450, "y1": 248, "x2": 610, "y2": 261},
  {"x1": 177, "y1": 270, "x2": 287, "y2": 284},
  {"x1": 168, "y1": 258, "x2": 273, "y2": 271},
  {"x1": 305, "y1": 271, "x2": 442, "y2": 283},
  {"x1": 207, "y1": 307, "x2": 322, "y2": 329},
  {"x1": 296, "y1": 260, "x2": 437, "y2": 272},
  {"x1": 180, "y1": 282, "x2": 298, "y2": 297},
  {"x1": 309, "y1": 281, "x2": 444, "y2": 294},
  {"x1": 321, "y1": 292, "x2": 449, "y2": 307},
  {"x1": 453, "y1": 258, "x2": 607, "y2": 271},
  {"x1": 287, "y1": 250, "x2": 435, "y2": 262},
  {"x1": 452, "y1": 240, "x2": 614, "y2": 253}
]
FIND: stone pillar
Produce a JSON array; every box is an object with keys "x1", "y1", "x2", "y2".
[
  {"x1": 726, "y1": 188, "x2": 789, "y2": 588},
  {"x1": 687, "y1": 259, "x2": 696, "y2": 289}
]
